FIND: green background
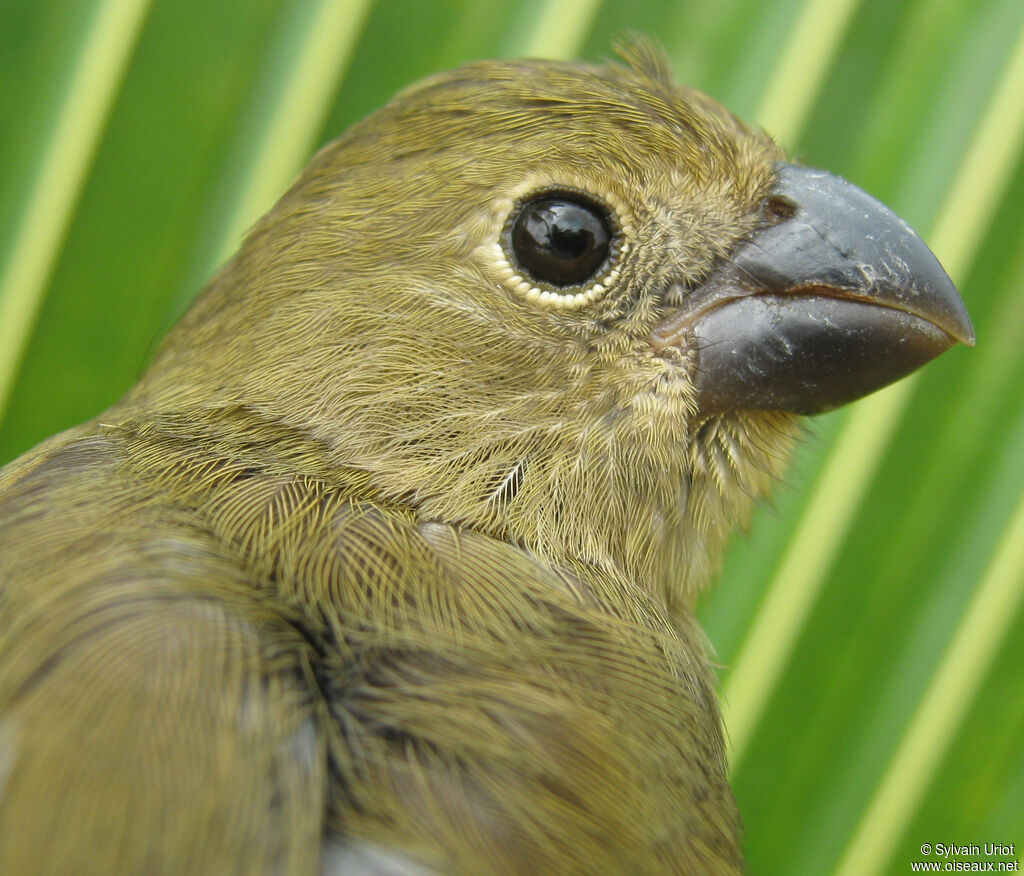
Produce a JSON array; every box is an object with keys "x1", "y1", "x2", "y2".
[{"x1": 1, "y1": 1, "x2": 1022, "y2": 872}]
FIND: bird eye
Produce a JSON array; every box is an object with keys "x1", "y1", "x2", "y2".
[{"x1": 510, "y1": 195, "x2": 612, "y2": 288}]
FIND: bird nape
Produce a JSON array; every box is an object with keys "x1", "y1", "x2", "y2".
[{"x1": 0, "y1": 45, "x2": 971, "y2": 875}]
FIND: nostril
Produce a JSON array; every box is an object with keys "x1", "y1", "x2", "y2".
[{"x1": 763, "y1": 195, "x2": 797, "y2": 225}]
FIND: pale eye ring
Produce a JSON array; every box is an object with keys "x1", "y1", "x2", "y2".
[{"x1": 493, "y1": 184, "x2": 631, "y2": 309}]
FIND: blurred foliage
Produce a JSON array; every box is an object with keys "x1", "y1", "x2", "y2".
[{"x1": 1, "y1": 1, "x2": 1021, "y2": 873}]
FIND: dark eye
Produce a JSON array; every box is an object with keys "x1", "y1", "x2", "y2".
[{"x1": 510, "y1": 195, "x2": 612, "y2": 287}]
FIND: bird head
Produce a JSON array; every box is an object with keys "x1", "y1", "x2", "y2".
[{"x1": 130, "y1": 46, "x2": 972, "y2": 610}]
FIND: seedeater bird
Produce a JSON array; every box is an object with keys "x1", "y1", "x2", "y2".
[{"x1": 0, "y1": 44, "x2": 972, "y2": 874}]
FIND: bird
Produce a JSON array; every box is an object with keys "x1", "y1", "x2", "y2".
[{"x1": 0, "y1": 43, "x2": 973, "y2": 875}]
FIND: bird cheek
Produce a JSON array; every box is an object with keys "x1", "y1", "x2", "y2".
[{"x1": 617, "y1": 351, "x2": 702, "y2": 435}]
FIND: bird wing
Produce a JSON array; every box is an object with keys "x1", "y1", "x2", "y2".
[
  {"x1": 0, "y1": 422, "x2": 743, "y2": 874},
  {"x1": 0, "y1": 429, "x2": 329, "y2": 874}
]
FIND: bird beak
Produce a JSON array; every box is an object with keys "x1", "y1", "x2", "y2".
[{"x1": 651, "y1": 162, "x2": 975, "y2": 415}]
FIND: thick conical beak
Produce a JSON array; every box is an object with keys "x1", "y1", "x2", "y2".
[{"x1": 652, "y1": 162, "x2": 974, "y2": 415}]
